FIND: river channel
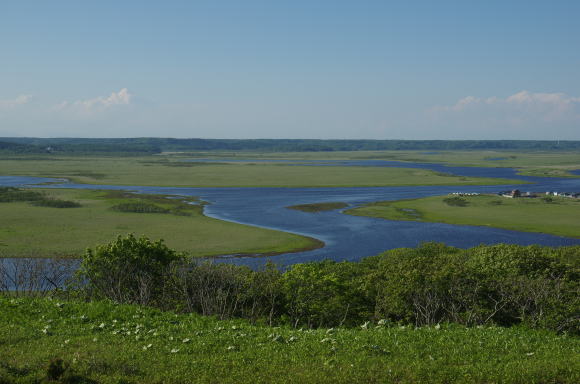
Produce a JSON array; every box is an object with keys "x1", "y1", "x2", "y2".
[{"x1": 1, "y1": 160, "x2": 580, "y2": 270}]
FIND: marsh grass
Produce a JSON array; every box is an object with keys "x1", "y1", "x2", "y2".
[
  {"x1": 0, "y1": 155, "x2": 523, "y2": 187},
  {"x1": 0, "y1": 189, "x2": 320, "y2": 258},
  {"x1": 347, "y1": 194, "x2": 580, "y2": 238},
  {"x1": 287, "y1": 202, "x2": 348, "y2": 213}
]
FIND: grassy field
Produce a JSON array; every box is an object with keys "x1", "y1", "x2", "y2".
[
  {"x1": 347, "y1": 194, "x2": 580, "y2": 238},
  {"x1": 0, "y1": 188, "x2": 321, "y2": 258},
  {"x1": 1, "y1": 297, "x2": 578, "y2": 384},
  {"x1": 0, "y1": 155, "x2": 522, "y2": 187},
  {"x1": 168, "y1": 150, "x2": 580, "y2": 177}
]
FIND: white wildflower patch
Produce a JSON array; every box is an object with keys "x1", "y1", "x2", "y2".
[{"x1": 170, "y1": 348, "x2": 180, "y2": 353}]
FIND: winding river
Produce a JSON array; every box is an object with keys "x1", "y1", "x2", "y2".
[{"x1": 1, "y1": 160, "x2": 580, "y2": 269}]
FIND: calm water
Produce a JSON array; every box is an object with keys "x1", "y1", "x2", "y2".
[{"x1": 1, "y1": 161, "x2": 580, "y2": 270}]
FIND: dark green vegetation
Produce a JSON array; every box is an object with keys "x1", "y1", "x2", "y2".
[
  {"x1": 0, "y1": 189, "x2": 321, "y2": 258},
  {"x1": 69, "y1": 237, "x2": 579, "y2": 332},
  {"x1": 347, "y1": 194, "x2": 580, "y2": 238},
  {"x1": 0, "y1": 187, "x2": 80, "y2": 208},
  {"x1": 3, "y1": 137, "x2": 580, "y2": 155},
  {"x1": 287, "y1": 202, "x2": 348, "y2": 213},
  {"x1": 1, "y1": 239, "x2": 578, "y2": 383}
]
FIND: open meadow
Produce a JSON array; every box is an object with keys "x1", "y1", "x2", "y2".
[
  {"x1": 0, "y1": 154, "x2": 522, "y2": 187},
  {"x1": 1, "y1": 297, "x2": 578, "y2": 384},
  {"x1": 0, "y1": 188, "x2": 320, "y2": 258},
  {"x1": 166, "y1": 149, "x2": 580, "y2": 178},
  {"x1": 347, "y1": 194, "x2": 580, "y2": 238}
]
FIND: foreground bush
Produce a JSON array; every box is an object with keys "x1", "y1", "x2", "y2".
[
  {"x1": 77, "y1": 234, "x2": 182, "y2": 306},
  {"x1": 75, "y1": 236, "x2": 579, "y2": 332}
]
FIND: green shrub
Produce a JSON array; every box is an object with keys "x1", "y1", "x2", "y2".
[
  {"x1": 110, "y1": 202, "x2": 169, "y2": 214},
  {"x1": 31, "y1": 198, "x2": 81, "y2": 208},
  {"x1": 0, "y1": 187, "x2": 44, "y2": 202},
  {"x1": 77, "y1": 234, "x2": 182, "y2": 305},
  {"x1": 443, "y1": 196, "x2": 469, "y2": 206}
]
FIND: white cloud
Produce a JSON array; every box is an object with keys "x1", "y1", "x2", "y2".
[
  {"x1": 55, "y1": 88, "x2": 132, "y2": 114},
  {"x1": 427, "y1": 91, "x2": 580, "y2": 139},
  {"x1": 432, "y1": 90, "x2": 580, "y2": 121},
  {"x1": 0, "y1": 94, "x2": 32, "y2": 109}
]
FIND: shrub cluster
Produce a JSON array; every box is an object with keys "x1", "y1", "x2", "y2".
[
  {"x1": 0, "y1": 187, "x2": 44, "y2": 202},
  {"x1": 31, "y1": 198, "x2": 81, "y2": 208},
  {"x1": 76, "y1": 236, "x2": 579, "y2": 333},
  {"x1": 0, "y1": 187, "x2": 81, "y2": 208},
  {"x1": 110, "y1": 202, "x2": 169, "y2": 214},
  {"x1": 443, "y1": 196, "x2": 469, "y2": 206}
]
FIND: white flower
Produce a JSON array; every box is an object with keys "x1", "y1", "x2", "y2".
[
  {"x1": 182, "y1": 338, "x2": 190, "y2": 343},
  {"x1": 170, "y1": 348, "x2": 180, "y2": 353}
]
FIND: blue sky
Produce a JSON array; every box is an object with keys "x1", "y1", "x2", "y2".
[{"x1": 1, "y1": 0, "x2": 579, "y2": 139}]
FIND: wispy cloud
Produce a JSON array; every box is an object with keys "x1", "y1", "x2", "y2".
[
  {"x1": 0, "y1": 95, "x2": 32, "y2": 109},
  {"x1": 431, "y1": 91, "x2": 580, "y2": 123},
  {"x1": 55, "y1": 88, "x2": 132, "y2": 114},
  {"x1": 427, "y1": 90, "x2": 580, "y2": 139}
]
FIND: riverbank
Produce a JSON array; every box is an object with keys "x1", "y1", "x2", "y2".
[
  {"x1": 0, "y1": 188, "x2": 322, "y2": 258},
  {"x1": 346, "y1": 194, "x2": 580, "y2": 239}
]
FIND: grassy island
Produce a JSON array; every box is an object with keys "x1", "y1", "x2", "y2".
[
  {"x1": 347, "y1": 194, "x2": 580, "y2": 238},
  {"x1": 0, "y1": 155, "x2": 524, "y2": 188},
  {"x1": 0, "y1": 188, "x2": 321, "y2": 258},
  {"x1": 287, "y1": 202, "x2": 348, "y2": 213}
]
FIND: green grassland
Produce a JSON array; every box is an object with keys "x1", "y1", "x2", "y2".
[
  {"x1": 347, "y1": 194, "x2": 580, "y2": 238},
  {"x1": 170, "y1": 149, "x2": 580, "y2": 178},
  {"x1": 1, "y1": 297, "x2": 578, "y2": 384},
  {"x1": 0, "y1": 188, "x2": 320, "y2": 258},
  {"x1": 0, "y1": 155, "x2": 522, "y2": 187}
]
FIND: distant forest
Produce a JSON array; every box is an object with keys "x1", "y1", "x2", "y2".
[{"x1": 1, "y1": 137, "x2": 580, "y2": 154}]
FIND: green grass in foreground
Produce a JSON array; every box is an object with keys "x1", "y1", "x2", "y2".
[
  {"x1": 347, "y1": 194, "x2": 580, "y2": 238},
  {"x1": 0, "y1": 189, "x2": 320, "y2": 258},
  {"x1": 0, "y1": 155, "x2": 523, "y2": 187},
  {"x1": 1, "y1": 297, "x2": 578, "y2": 384},
  {"x1": 287, "y1": 202, "x2": 348, "y2": 213}
]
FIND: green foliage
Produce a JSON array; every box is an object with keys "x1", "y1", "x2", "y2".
[
  {"x1": 73, "y1": 236, "x2": 579, "y2": 333},
  {"x1": 371, "y1": 243, "x2": 579, "y2": 332},
  {"x1": 110, "y1": 202, "x2": 169, "y2": 214},
  {"x1": 442, "y1": 196, "x2": 469, "y2": 206},
  {"x1": 287, "y1": 202, "x2": 348, "y2": 213},
  {"x1": 31, "y1": 199, "x2": 81, "y2": 208},
  {"x1": 77, "y1": 234, "x2": 182, "y2": 305},
  {"x1": 281, "y1": 261, "x2": 370, "y2": 327},
  {"x1": 0, "y1": 187, "x2": 44, "y2": 202}
]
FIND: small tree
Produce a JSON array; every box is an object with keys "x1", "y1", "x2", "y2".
[{"x1": 77, "y1": 234, "x2": 182, "y2": 305}]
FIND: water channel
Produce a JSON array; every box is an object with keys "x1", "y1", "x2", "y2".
[{"x1": 1, "y1": 160, "x2": 580, "y2": 271}]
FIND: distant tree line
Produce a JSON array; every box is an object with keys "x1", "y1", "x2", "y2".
[
  {"x1": 69, "y1": 235, "x2": 579, "y2": 333},
  {"x1": 2, "y1": 137, "x2": 580, "y2": 154}
]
